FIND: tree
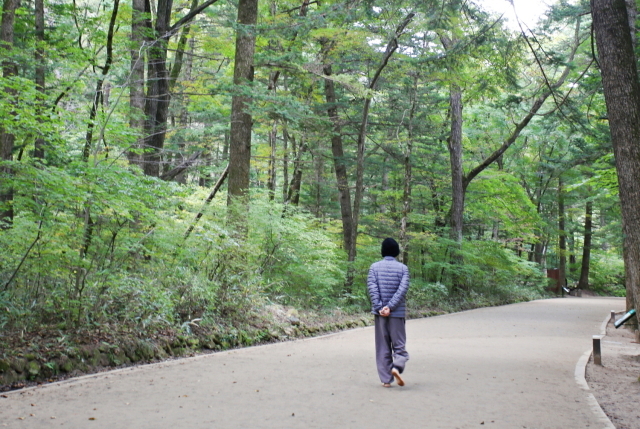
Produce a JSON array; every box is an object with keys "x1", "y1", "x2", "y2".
[
  {"x1": 142, "y1": 0, "x2": 221, "y2": 177},
  {"x1": 0, "y1": 0, "x2": 19, "y2": 227},
  {"x1": 577, "y1": 196, "x2": 593, "y2": 289},
  {"x1": 33, "y1": 0, "x2": 45, "y2": 159},
  {"x1": 591, "y1": 0, "x2": 640, "y2": 312},
  {"x1": 227, "y1": 0, "x2": 259, "y2": 205},
  {"x1": 128, "y1": 0, "x2": 146, "y2": 166}
]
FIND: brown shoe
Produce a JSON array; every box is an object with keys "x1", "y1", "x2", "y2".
[{"x1": 391, "y1": 368, "x2": 404, "y2": 386}]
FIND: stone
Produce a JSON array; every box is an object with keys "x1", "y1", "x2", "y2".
[
  {"x1": 0, "y1": 359, "x2": 10, "y2": 373},
  {"x1": 58, "y1": 355, "x2": 75, "y2": 373},
  {"x1": 27, "y1": 360, "x2": 41, "y2": 377},
  {"x1": 12, "y1": 358, "x2": 28, "y2": 374},
  {"x1": 288, "y1": 316, "x2": 301, "y2": 325}
]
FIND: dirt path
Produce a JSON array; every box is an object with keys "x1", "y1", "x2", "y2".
[{"x1": 1, "y1": 297, "x2": 624, "y2": 429}]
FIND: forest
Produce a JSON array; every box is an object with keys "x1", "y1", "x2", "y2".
[{"x1": 2, "y1": 0, "x2": 640, "y2": 376}]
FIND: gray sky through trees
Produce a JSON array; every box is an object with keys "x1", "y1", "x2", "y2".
[{"x1": 479, "y1": 0, "x2": 561, "y2": 29}]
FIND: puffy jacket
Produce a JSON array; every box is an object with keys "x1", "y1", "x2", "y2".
[{"x1": 367, "y1": 256, "x2": 410, "y2": 318}]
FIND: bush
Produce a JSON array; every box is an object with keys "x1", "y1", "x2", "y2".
[{"x1": 589, "y1": 253, "x2": 625, "y2": 297}]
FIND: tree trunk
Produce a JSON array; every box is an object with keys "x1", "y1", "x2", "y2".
[
  {"x1": 84, "y1": 0, "x2": 120, "y2": 162},
  {"x1": 282, "y1": 122, "x2": 289, "y2": 203},
  {"x1": 558, "y1": 176, "x2": 567, "y2": 291},
  {"x1": 267, "y1": 117, "x2": 277, "y2": 201},
  {"x1": 577, "y1": 199, "x2": 593, "y2": 289},
  {"x1": 34, "y1": 0, "x2": 45, "y2": 159},
  {"x1": 141, "y1": 0, "x2": 221, "y2": 177},
  {"x1": 447, "y1": 86, "x2": 464, "y2": 244},
  {"x1": 623, "y1": 224, "x2": 637, "y2": 323},
  {"x1": 142, "y1": 0, "x2": 173, "y2": 176},
  {"x1": 0, "y1": 0, "x2": 20, "y2": 228},
  {"x1": 286, "y1": 133, "x2": 307, "y2": 206},
  {"x1": 128, "y1": 0, "x2": 146, "y2": 167},
  {"x1": 321, "y1": 39, "x2": 355, "y2": 257},
  {"x1": 399, "y1": 76, "x2": 417, "y2": 264},
  {"x1": 227, "y1": 0, "x2": 258, "y2": 207},
  {"x1": 568, "y1": 211, "x2": 577, "y2": 274},
  {"x1": 592, "y1": 0, "x2": 640, "y2": 312}
]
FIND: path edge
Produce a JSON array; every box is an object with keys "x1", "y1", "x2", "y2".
[{"x1": 574, "y1": 313, "x2": 616, "y2": 429}]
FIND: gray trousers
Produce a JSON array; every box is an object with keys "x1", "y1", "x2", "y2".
[{"x1": 374, "y1": 315, "x2": 409, "y2": 384}]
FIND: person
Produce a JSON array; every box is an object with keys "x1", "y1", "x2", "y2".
[{"x1": 367, "y1": 237, "x2": 410, "y2": 387}]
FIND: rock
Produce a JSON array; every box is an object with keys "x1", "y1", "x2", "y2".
[
  {"x1": 288, "y1": 316, "x2": 301, "y2": 325},
  {"x1": 12, "y1": 358, "x2": 28, "y2": 374},
  {"x1": 58, "y1": 355, "x2": 75, "y2": 373},
  {"x1": 122, "y1": 342, "x2": 138, "y2": 362},
  {"x1": 135, "y1": 340, "x2": 155, "y2": 361},
  {"x1": 27, "y1": 361, "x2": 41, "y2": 377},
  {"x1": 108, "y1": 349, "x2": 129, "y2": 367},
  {"x1": 268, "y1": 329, "x2": 281, "y2": 340},
  {"x1": 0, "y1": 359, "x2": 10, "y2": 373},
  {"x1": 0, "y1": 369, "x2": 19, "y2": 386}
]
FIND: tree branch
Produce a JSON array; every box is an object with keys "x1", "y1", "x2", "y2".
[{"x1": 168, "y1": 0, "x2": 220, "y2": 34}]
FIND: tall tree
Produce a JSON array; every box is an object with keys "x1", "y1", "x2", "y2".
[
  {"x1": 128, "y1": 0, "x2": 147, "y2": 167},
  {"x1": 33, "y1": 0, "x2": 45, "y2": 159},
  {"x1": 558, "y1": 176, "x2": 567, "y2": 291},
  {"x1": 591, "y1": 0, "x2": 640, "y2": 312},
  {"x1": 320, "y1": 37, "x2": 355, "y2": 257},
  {"x1": 83, "y1": 0, "x2": 120, "y2": 161},
  {"x1": 142, "y1": 0, "x2": 221, "y2": 176},
  {"x1": 227, "y1": 0, "x2": 259, "y2": 206},
  {"x1": 0, "y1": 0, "x2": 20, "y2": 227},
  {"x1": 577, "y1": 197, "x2": 593, "y2": 289}
]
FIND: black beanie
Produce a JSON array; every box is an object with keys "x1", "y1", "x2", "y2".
[{"x1": 381, "y1": 238, "x2": 400, "y2": 258}]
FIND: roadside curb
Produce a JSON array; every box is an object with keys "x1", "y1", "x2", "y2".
[{"x1": 574, "y1": 313, "x2": 616, "y2": 429}]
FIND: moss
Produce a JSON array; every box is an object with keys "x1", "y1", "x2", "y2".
[
  {"x1": 27, "y1": 361, "x2": 41, "y2": 377},
  {"x1": 0, "y1": 369, "x2": 20, "y2": 386},
  {"x1": 108, "y1": 349, "x2": 127, "y2": 367},
  {"x1": 59, "y1": 355, "x2": 75, "y2": 373},
  {"x1": 0, "y1": 359, "x2": 10, "y2": 373},
  {"x1": 12, "y1": 358, "x2": 28, "y2": 374},
  {"x1": 135, "y1": 340, "x2": 155, "y2": 361}
]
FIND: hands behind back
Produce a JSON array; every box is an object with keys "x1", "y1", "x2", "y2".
[{"x1": 379, "y1": 306, "x2": 391, "y2": 317}]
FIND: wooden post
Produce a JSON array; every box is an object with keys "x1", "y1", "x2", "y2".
[{"x1": 593, "y1": 335, "x2": 602, "y2": 365}]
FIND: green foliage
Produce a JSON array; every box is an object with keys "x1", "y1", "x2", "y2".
[
  {"x1": 0, "y1": 0, "x2": 626, "y2": 343},
  {"x1": 588, "y1": 253, "x2": 625, "y2": 297},
  {"x1": 466, "y1": 171, "x2": 541, "y2": 240},
  {"x1": 416, "y1": 236, "x2": 547, "y2": 296}
]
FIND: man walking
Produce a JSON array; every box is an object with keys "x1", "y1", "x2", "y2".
[{"x1": 367, "y1": 238, "x2": 410, "y2": 387}]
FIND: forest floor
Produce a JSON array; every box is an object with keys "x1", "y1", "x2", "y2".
[
  {"x1": 0, "y1": 305, "x2": 383, "y2": 392},
  {"x1": 586, "y1": 316, "x2": 640, "y2": 429}
]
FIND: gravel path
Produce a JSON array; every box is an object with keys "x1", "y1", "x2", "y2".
[{"x1": 0, "y1": 296, "x2": 624, "y2": 429}]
